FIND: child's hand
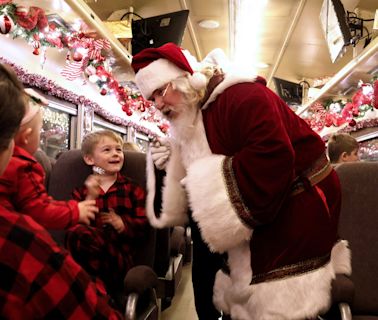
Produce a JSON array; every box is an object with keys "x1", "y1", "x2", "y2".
[
  {"x1": 85, "y1": 174, "x2": 101, "y2": 200},
  {"x1": 100, "y1": 209, "x2": 125, "y2": 233},
  {"x1": 78, "y1": 200, "x2": 98, "y2": 225}
]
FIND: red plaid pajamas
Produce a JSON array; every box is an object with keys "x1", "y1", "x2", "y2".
[
  {"x1": 65, "y1": 173, "x2": 148, "y2": 295},
  {"x1": 0, "y1": 206, "x2": 123, "y2": 319}
]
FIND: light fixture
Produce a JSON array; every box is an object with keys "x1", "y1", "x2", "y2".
[
  {"x1": 198, "y1": 19, "x2": 220, "y2": 29},
  {"x1": 374, "y1": 9, "x2": 378, "y2": 30},
  {"x1": 255, "y1": 62, "x2": 269, "y2": 69},
  {"x1": 229, "y1": 0, "x2": 268, "y2": 70}
]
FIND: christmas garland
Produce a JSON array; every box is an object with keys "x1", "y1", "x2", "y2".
[
  {"x1": 0, "y1": 56, "x2": 160, "y2": 136},
  {"x1": 304, "y1": 77, "x2": 378, "y2": 139},
  {"x1": 0, "y1": 0, "x2": 169, "y2": 133}
]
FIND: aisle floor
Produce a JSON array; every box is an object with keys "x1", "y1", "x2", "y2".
[{"x1": 161, "y1": 264, "x2": 198, "y2": 320}]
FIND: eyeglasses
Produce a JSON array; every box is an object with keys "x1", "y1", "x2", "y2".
[{"x1": 151, "y1": 83, "x2": 171, "y2": 101}]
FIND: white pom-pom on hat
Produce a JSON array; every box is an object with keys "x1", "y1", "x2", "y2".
[
  {"x1": 189, "y1": 72, "x2": 207, "y2": 90},
  {"x1": 201, "y1": 48, "x2": 230, "y2": 72},
  {"x1": 183, "y1": 49, "x2": 207, "y2": 90}
]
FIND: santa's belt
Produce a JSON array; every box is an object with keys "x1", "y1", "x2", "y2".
[
  {"x1": 250, "y1": 253, "x2": 331, "y2": 284},
  {"x1": 291, "y1": 153, "x2": 332, "y2": 196}
]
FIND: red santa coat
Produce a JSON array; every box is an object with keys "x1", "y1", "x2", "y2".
[
  {"x1": 146, "y1": 72, "x2": 351, "y2": 319},
  {"x1": 0, "y1": 146, "x2": 79, "y2": 229}
]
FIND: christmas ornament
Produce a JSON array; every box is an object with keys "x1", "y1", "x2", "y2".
[
  {"x1": 349, "y1": 119, "x2": 357, "y2": 127},
  {"x1": 32, "y1": 34, "x2": 41, "y2": 55},
  {"x1": 72, "y1": 51, "x2": 83, "y2": 62},
  {"x1": 0, "y1": 15, "x2": 14, "y2": 34},
  {"x1": 32, "y1": 40, "x2": 40, "y2": 55}
]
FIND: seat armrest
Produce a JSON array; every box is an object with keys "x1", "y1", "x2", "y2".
[
  {"x1": 124, "y1": 265, "x2": 158, "y2": 320},
  {"x1": 124, "y1": 265, "x2": 158, "y2": 295},
  {"x1": 331, "y1": 274, "x2": 355, "y2": 304},
  {"x1": 170, "y1": 226, "x2": 185, "y2": 256}
]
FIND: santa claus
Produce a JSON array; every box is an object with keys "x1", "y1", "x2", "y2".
[{"x1": 131, "y1": 43, "x2": 351, "y2": 320}]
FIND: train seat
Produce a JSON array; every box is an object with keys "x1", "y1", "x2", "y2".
[
  {"x1": 34, "y1": 148, "x2": 56, "y2": 187},
  {"x1": 47, "y1": 149, "x2": 159, "y2": 320},
  {"x1": 331, "y1": 161, "x2": 378, "y2": 320}
]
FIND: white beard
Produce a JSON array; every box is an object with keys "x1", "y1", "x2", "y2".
[{"x1": 167, "y1": 101, "x2": 212, "y2": 169}]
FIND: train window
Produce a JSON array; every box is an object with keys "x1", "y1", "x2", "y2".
[
  {"x1": 358, "y1": 138, "x2": 378, "y2": 161},
  {"x1": 135, "y1": 132, "x2": 149, "y2": 153},
  {"x1": 40, "y1": 105, "x2": 71, "y2": 159},
  {"x1": 93, "y1": 115, "x2": 127, "y2": 140}
]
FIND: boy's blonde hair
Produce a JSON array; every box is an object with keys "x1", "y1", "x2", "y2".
[
  {"x1": 81, "y1": 130, "x2": 123, "y2": 156},
  {"x1": 123, "y1": 142, "x2": 141, "y2": 152},
  {"x1": 327, "y1": 133, "x2": 359, "y2": 163}
]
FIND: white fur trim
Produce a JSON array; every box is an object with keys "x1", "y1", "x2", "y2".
[
  {"x1": 201, "y1": 66, "x2": 257, "y2": 110},
  {"x1": 135, "y1": 58, "x2": 187, "y2": 99},
  {"x1": 213, "y1": 240, "x2": 351, "y2": 320},
  {"x1": 182, "y1": 49, "x2": 201, "y2": 71},
  {"x1": 201, "y1": 48, "x2": 231, "y2": 72},
  {"x1": 189, "y1": 72, "x2": 207, "y2": 90},
  {"x1": 146, "y1": 142, "x2": 188, "y2": 228},
  {"x1": 185, "y1": 154, "x2": 253, "y2": 253},
  {"x1": 213, "y1": 241, "x2": 253, "y2": 316}
]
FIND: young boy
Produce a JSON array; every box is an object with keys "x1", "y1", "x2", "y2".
[
  {"x1": 0, "y1": 88, "x2": 98, "y2": 229},
  {"x1": 65, "y1": 130, "x2": 148, "y2": 297},
  {"x1": 327, "y1": 133, "x2": 360, "y2": 164},
  {"x1": 0, "y1": 63, "x2": 123, "y2": 319}
]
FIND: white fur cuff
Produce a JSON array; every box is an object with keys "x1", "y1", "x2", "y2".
[
  {"x1": 184, "y1": 154, "x2": 252, "y2": 253},
  {"x1": 146, "y1": 147, "x2": 188, "y2": 228}
]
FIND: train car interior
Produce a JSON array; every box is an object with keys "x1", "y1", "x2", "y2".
[{"x1": 0, "y1": 0, "x2": 377, "y2": 319}]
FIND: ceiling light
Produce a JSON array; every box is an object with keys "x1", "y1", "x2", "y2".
[
  {"x1": 255, "y1": 62, "x2": 269, "y2": 69},
  {"x1": 374, "y1": 9, "x2": 378, "y2": 30},
  {"x1": 198, "y1": 20, "x2": 220, "y2": 29},
  {"x1": 230, "y1": 0, "x2": 268, "y2": 68}
]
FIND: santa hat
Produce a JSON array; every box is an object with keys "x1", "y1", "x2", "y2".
[
  {"x1": 21, "y1": 88, "x2": 48, "y2": 126},
  {"x1": 132, "y1": 42, "x2": 207, "y2": 99}
]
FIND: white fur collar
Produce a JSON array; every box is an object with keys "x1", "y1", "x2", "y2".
[{"x1": 202, "y1": 66, "x2": 258, "y2": 110}]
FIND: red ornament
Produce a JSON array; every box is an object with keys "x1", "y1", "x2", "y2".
[
  {"x1": 72, "y1": 51, "x2": 83, "y2": 62},
  {"x1": 32, "y1": 40, "x2": 40, "y2": 55},
  {"x1": 349, "y1": 119, "x2": 357, "y2": 127},
  {"x1": 158, "y1": 123, "x2": 169, "y2": 133},
  {"x1": 100, "y1": 88, "x2": 107, "y2": 95},
  {"x1": 324, "y1": 114, "x2": 334, "y2": 127},
  {"x1": 0, "y1": 15, "x2": 14, "y2": 34},
  {"x1": 121, "y1": 104, "x2": 133, "y2": 116}
]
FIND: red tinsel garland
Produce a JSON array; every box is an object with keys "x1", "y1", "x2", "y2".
[
  {"x1": 0, "y1": 56, "x2": 163, "y2": 137},
  {"x1": 0, "y1": 0, "x2": 168, "y2": 131}
]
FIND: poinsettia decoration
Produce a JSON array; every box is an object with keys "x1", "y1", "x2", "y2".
[
  {"x1": 0, "y1": 0, "x2": 168, "y2": 133},
  {"x1": 304, "y1": 77, "x2": 378, "y2": 136}
]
